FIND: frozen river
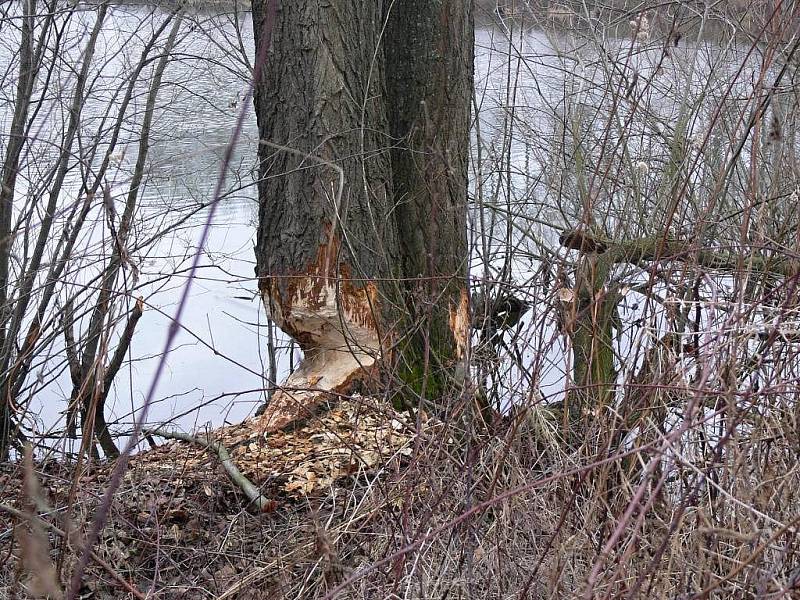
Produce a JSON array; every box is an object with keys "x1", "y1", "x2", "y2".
[{"x1": 0, "y1": 2, "x2": 770, "y2": 453}]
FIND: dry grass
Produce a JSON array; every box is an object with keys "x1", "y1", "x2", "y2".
[{"x1": 1, "y1": 384, "x2": 799, "y2": 598}]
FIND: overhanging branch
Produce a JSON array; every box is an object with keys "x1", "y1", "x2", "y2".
[{"x1": 559, "y1": 229, "x2": 797, "y2": 277}]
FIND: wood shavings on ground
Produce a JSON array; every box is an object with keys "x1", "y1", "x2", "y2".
[
  {"x1": 0, "y1": 395, "x2": 434, "y2": 598},
  {"x1": 131, "y1": 394, "x2": 420, "y2": 501}
]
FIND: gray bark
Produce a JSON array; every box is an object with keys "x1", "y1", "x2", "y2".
[
  {"x1": 384, "y1": 0, "x2": 473, "y2": 399},
  {"x1": 252, "y1": 0, "x2": 473, "y2": 427}
]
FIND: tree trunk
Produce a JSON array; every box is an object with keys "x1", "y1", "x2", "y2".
[
  {"x1": 252, "y1": 0, "x2": 472, "y2": 430},
  {"x1": 569, "y1": 253, "x2": 618, "y2": 417},
  {"x1": 384, "y1": 0, "x2": 473, "y2": 401},
  {"x1": 0, "y1": 0, "x2": 38, "y2": 459}
]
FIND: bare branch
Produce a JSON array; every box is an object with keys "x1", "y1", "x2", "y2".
[{"x1": 144, "y1": 428, "x2": 270, "y2": 511}]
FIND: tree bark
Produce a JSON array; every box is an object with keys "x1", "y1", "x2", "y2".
[
  {"x1": 0, "y1": 0, "x2": 38, "y2": 458},
  {"x1": 384, "y1": 0, "x2": 473, "y2": 400},
  {"x1": 252, "y1": 0, "x2": 472, "y2": 429},
  {"x1": 556, "y1": 226, "x2": 800, "y2": 443}
]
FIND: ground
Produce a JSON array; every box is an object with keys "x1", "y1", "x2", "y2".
[{"x1": 0, "y1": 395, "x2": 423, "y2": 599}]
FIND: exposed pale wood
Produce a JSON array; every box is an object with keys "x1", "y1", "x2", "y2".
[{"x1": 252, "y1": 0, "x2": 473, "y2": 423}]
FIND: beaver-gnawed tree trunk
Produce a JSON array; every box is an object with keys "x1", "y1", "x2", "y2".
[
  {"x1": 383, "y1": 1, "x2": 472, "y2": 400},
  {"x1": 251, "y1": 1, "x2": 472, "y2": 430}
]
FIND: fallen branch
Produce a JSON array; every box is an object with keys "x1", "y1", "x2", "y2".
[
  {"x1": 559, "y1": 228, "x2": 797, "y2": 276},
  {"x1": 0, "y1": 503, "x2": 146, "y2": 600},
  {"x1": 144, "y1": 428, "x2": 270, "y2": 511}
]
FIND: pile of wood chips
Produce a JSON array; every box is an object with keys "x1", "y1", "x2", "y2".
[{"x1": 129, "y1": 394, "x2": 419, "y2": 502}]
